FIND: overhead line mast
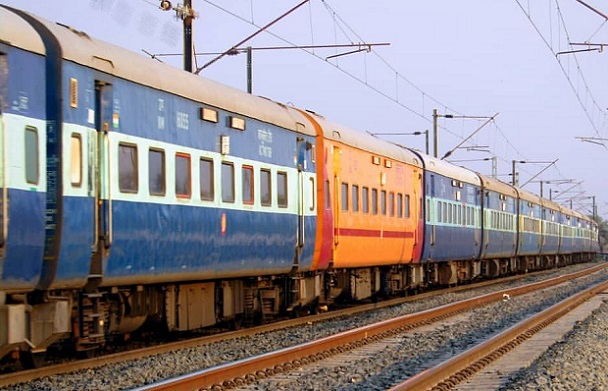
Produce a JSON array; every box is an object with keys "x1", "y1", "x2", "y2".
[{"x1": 160, "y1": 0, "x2": 197, "y2": 72}]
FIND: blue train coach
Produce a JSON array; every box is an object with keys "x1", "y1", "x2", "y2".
[
  {"x1": 415, "y1": 154, "x2": 482, "y2": 285},
  {"x1": 0, "y1": 5, "x2": 318, "y2": 361},
  {"x1": 478, "y1": 174, "x2": 518, "y2": 275}
]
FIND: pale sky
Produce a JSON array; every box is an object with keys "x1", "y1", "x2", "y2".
[{"x1": 3, "y1": 0, "x2": 607, "y2": 219}]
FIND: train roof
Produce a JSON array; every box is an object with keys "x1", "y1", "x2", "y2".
[
  {"x1": 515, "y1": 187, "x2": 542, "y2": 205},
  {"x1": 559, "y1": 204, "x2": 580, "y2": 219},
  {"x1": 477, "y1": 175, "x2": 517, "y2": 198},
  {"x1": 541, "y1": 198, "x2": 562, "y2": 212},
  {"x1": 0, "y1": 6, "x2": 45, "y2": 54},
  {"x1": 2, "y1": 7, "x2": 315, "y2": 137},
  {"x1": 412, "y1": 152, "x2": 481, "y2": 186},
  {"x1": 304, "y1": 111, "x2": 423, "y2": 167}
]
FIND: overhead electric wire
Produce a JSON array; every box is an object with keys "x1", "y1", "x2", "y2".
[
  {"x1": 197, "y1": 0, "x2": 588, "y2": 210},
  {"x1": 514, "y1": 0, "x2": 608, "y2": 144},
  {"x1": 199, "y1": 0, "x2": 463, "y2": 137},
  {"x1": 554, "y1": 1, "x2": 607, "y2": 143}
]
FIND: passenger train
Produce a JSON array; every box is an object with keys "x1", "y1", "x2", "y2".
[{"x1": 0, "y1": 6, "x2": 599, "y2": 363}]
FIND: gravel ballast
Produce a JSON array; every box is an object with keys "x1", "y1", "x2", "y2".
[
  {"x1": 2, "y1": 263, "x2": 606, "y2": 391},
  {"x1": 500, "y1": 298, "x2": 608, "y2": 391}
]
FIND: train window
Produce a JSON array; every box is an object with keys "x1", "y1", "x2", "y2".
[
  {"x1": 149, "y1": 149, "x2": 165, "y2": 196},
  {"x1": 426, "y1": 199, "x2": 431, "y2": 222},
  {"x1": 118, "y1": 143, "x2": 138, "y2": 193},
  {"x1": 437, "y1": 201, "x2": 442, "y2": 223},
  {"x1": 405, "y1": 194, "x2": 411, "y2": 219},
  {"x1": 70, "y1": 134, "x2": 82, "y2": 187},
  {"x1": 448, "y1": 204, "x2": 452, "y2": 224},
  {"x1": 242, "y1": 165, "x2": 254, "y2": 205},
  {"x1": 222, "y1": 162, "x2": 235, "y2": 203},
  {"x1": 341, "y1": 183, "x2": 349, "y2": 212},
  {"x1": 352, "y1": 185, "x2": 359, "y2": 212},
  {"x1": 325, "y1": 180, "x2": 330, "y2": 209},
  {"x1": 397, "y1": 193, "x2": 403, "y2": 218},
  {"x1": 277, "y1": 171, "x2": 288, "y2": 208},
  {"x1": 175, "y1": 153, "x2": 191, "y2": 198},
  {"x1": 261, "y1": 169, "x2": 271, "y2": 206},
  {"x1": 371, "y1": 189, "x2": 378, "y2": 215},
  {"x1": 389, "y1": 192, "x2": 395, "y2": 217},
  {"x1": 25, "y1": 127, "x2": 39, "y2": 184},
  {"x1": 200, "y1": 158, "x2": 214, "y2": 201},
  {"x1": 309, "y1": 177, "x2": 315, "y2": 211},
  {"x1": 362, "y1": 187, "x2": 369, "y2": 214},
  {"x1": 381, "y1": 190, "x2": 387, "y2": 215}
]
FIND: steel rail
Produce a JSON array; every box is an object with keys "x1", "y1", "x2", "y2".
[
  {"x1": 5, "y1": 264, "x2": 597, "y2": 388},
  {"x1": 134, "y1": 264, "x2": 608, "y2": 391},
  {"x1": 389, "y1": 278, "x2": 608, "y2": 391}
]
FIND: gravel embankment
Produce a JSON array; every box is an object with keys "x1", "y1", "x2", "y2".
[
  {"x1": 3, "y1": 263, "x2": 606, "y2": 391},
  {"x1": 244, "y1": 270, "x2": 608, "y2": 390},
  {"x1": 499, "y1": 299, "x2": 608, "y2": 391}
]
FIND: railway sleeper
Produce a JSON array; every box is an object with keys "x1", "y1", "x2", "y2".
[{"x1": 1, "y1": 255, "x2": 595, "y2": 368}]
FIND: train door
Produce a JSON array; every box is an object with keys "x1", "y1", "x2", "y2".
[
  {"x1": 73, "y1": 80, "x2": 113, "y2": 353},
  {"x1": 428, "y1": 174, "x2": 436, "y2": 257},
  {"x1": 0, "y1": 53, "x2": 5, "y2": 251},
  {"x1": 412, "y1": 167, "x2": 423, "y2": 261},
  {"x1": 332, "y1": 145, "x2": 341, "y2": 255},
  {"x1": 295, "y1": 135, "x2": 309, "y2": 263},
  {"x1": 295, "y1": 133, "x2": 315, "y2": 263},
  {"x1": 91, "y1": 80, "x2": 113, "y2": 274}
]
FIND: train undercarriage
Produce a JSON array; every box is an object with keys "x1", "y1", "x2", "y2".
[{"x1": 0, "y1": 252, "x2": 598, "y2": 366}]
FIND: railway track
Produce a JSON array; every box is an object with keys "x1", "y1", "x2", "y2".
[
  {"x1": 391, "y1": 280, "x2": 608, "y2": 391},
  {"x1": 0, "y1": 264, "x2": 606, "y2": 389},
  {"x1": 131, "y1": 264, "x2": 608, "y2": 391},
  {"x1": 0, "y1": 266, "x2": 553, "y2": 387},
  {"x1": 451, "y1": 291, "x2": 608, "y2": 390}
]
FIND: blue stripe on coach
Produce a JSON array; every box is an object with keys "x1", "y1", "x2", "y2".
[
  {"x1": 99, "y1": 200, "x2": 316, "y2": 285},
  {"x1": 51, "y1": 195, "x2": 95, "y2": 288},
  {"x1": 0, "y1": 189, "x2": 45, "y2": 291}
]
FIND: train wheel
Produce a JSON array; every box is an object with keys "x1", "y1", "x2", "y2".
[
  {"x1": 77, "y1": 348, "x2": 98, "y2": 360},
  {"x1": 20, "y1": 351, "x2": 47, "y2": 369},
  {"x1": 229, "y1": 316, "x2": 243, "y2": 331}
]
